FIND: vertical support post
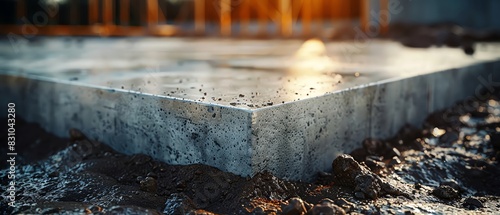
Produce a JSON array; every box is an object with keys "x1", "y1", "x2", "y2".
[
  {"x1": 239, "y1": 0, "x2": 250, "y2": 36},
  {"x1": 158, "y1": 0, "x2": 166, "y2": 24},
  {"x1": 379, "y1": 0, "x2": 388, "y2": 35},
  {"x1": 311, "y1": 0, "x2": 323, "y2": 35},
  {"x1": 102, "y1": 0, "x2": 114, "y2": 35},
  {"x1": 279, "y1": 0, "x2": 292, "y2": 37},
  {"x1": 89, "y1": 0, "x2": 99, "y2": 25},
  {"x1": 103, "y1": 0, "x2": 113, "y2": 25},
  {"x1": 147, "y1": 0, "x2": 158, "y2": 27},
  {"x1": 360, "y1": 0, "x2": 370, "y2": 32},
  {"x1": 257, "y1": 1, "x2": 267, "y2": 36},
  {"x1": 302, "y1": 0, "x2": 311, "y2": 37},
  {"x1": 120, "y1": 0, "x2": 130, "y2": 25},
  {"x1": 70, "y1": 0, "x2": 79, "y2": 25},
  {"x1": 194, "y1": 0, "x2": 205, "y2": 34},
  {"x1": 220, "y1": 0, "x2": 231, "y2": 36}
]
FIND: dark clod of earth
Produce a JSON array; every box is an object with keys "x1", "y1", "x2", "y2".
[{"x1": 3, "y1": 91, "x2": 500, "y2": 214}]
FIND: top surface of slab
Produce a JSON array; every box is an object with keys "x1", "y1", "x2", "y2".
[{"x1": 1, "y1": 37, "x2": 499, "y2": 109}]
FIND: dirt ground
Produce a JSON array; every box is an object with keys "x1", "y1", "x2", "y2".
[
  {"x1": 2, "y1": 89, "x2": 500, "y2": 215},
  {"x1": 387, "y1": 23, "x2": 500, "y2": 55},
  {"x1": 2, "y1": 90, "x2": 500, "y2": 214}
]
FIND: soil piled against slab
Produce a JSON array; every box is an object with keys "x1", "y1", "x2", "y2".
[
  {"x1": 388, "y1": 23, "x2": 500, "y2": 55},
  {"x1": 2, "y1": 90, "x2": 500, "y2": 214}
]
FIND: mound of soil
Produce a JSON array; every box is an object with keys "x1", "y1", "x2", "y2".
[{"x1": 2, "y1": 92, "x2": 500, "y2": 214}]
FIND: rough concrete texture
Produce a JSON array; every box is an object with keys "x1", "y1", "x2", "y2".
[{"x1": 0, "y1": 38, "x2": 499, "y2": 180}]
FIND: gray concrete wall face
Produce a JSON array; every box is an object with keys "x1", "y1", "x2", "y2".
[
  {"x1": 0, "y1": 76, "x2": 253, "y2": 176},
  {"x1": 1, "y1": 62, "x2": 499, "y2": 181},
  {"x1": 252, "y1": 62, "x2": 500, "y2": 180},
  {"x1": 2, "y1": 38, "x2": 500, "y2": 181}
]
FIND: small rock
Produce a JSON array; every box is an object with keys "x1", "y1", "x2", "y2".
[
  {"x1": 349, "y1": 148, "x2": 367, "y2": 162},
  {"x1": 462, "y1": 43, "x2": 475, "y2": 55},
  {"x1": 317, "y1": 171, "x2": 334, "y2": 184},
  {"x1": 354, "y1": 191, "x2": 365, "y2": 199},
  {"x1": 439, "y1": 131, "x2": 459, "y2": 145},
  {"x1": 366, "y1": 155, "x2": 383, "y2": 161},
  {"x1": 354, "y1": 174, "x2": 382, "y2": 199},
  {"x1": 136, "y1": 176, "x2": 145, "y2": 183},
  {"x1": 164, "y1": 193, "x2": 196, "y2": 215},
  {"x1": 318, "y1": 171, "x2": 332, "y2": 177},
  {"x1": 69, "y1": 128, "x2": 86, "y2": 142},
  {"x1": 48, "y1": 171, "x2": 59, "y2": 177},
  {"x1": 106, "y1": 206, "x2": 156, "y2": 215},
  {"x1": 41, "y1": 208, "x2": 61, "y2": 214},
  {"x1": 404, "y1": 211, "x2": 415, "y2": 215},
  {"x1": 86, "y1": 205, "x2": 102, "y2": 213},
  {"x1": 318, "y1": 198, "x2": 335, "y2": 205},
  {"x1": 463, "y1": 196, "x2": 484, "y2": 209},
  {"x1": 332, "y1": 154, "x2": 407, "y2": 200},
  {"x1": 73, "y1": 139, "x2": 100, "y2": 159},
  {"x1": 440, "y1": 179, "x2": 462, "y2": 192},
  {"x1": 140, "y1": 177, "x2": 158, "y2": 193},
  {"x1": 387, "y1": 147, "x2": 401, "y2": 158},
  {"x1": 365, "y1": 157, "x2": 385, "y2": 173},
  {"x1": 489, "y1": 132, "x2": 500, "y2": 150},
  {"x1": 332, "y1": 154, "x2": 368, "y2": 187},
  {"x1": 176, "y1": 180, "x2": 187, "y2": 190},
  {"x1": 252, "y1": 206, "x2": 266, "y2": 215},
  {"x1": 388, "y1": 156, "x2": 401, "y2": 167},
  {"x1": 414, "y1": 183, "x2": 422, "y2": 190},
  {"x1": 362, "y1": 138, "x2": 387, "y2": 156},
  {"x1": 466, "y1": 166, "x2": 487, "y2": 178},
  {"x1": 307, "y1": 199, "x2": 346, "y2": 215},
  {"x1": 303, "y1": 201, "x2": 314, "y2": 212},
  {"x1": 333, "y1": 198, "x2": 355, "y2": 212},
  {"x1": 411, "y1": 139, "x2": 425, "y2": 151},
  {"x1": 147, "y1": 172, "x2": 158, "y2": 179},
  {"x1": 432, "y1": 185, "x2": 460, "y2": 199},
  {"x1": 130, "y1": 154, "x2": 152, "y2": 165},
  {"x1": 282, "y1": 197, "x2": 307, "y2": 215},
  {"x1": 188, "y1": 209, "x2": 216, "y2": 215}
]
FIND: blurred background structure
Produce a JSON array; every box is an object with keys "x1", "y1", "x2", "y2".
[
  {"x1": 1, "y1": 0, "x2": 499, "y2": 38},
  {"x1": 0, "y1": 0, "x2": 365, "y2": 37}
]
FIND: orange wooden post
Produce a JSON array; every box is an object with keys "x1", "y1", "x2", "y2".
[
  {"x1": 103, "y1": 0, "x2": 113, "y2": 25},
  {"x1": 239, "y1": 0, "x2": 250, "y2": 36},
  {"x1": 194, "y1": 0, "x2": 205, "y2": 34},
  {"x1": 360, "y1": 0, "x2": 370, "y2": 32},
  {"x1": 158, "y1": 0, "x2": 166, "y2": 24},
  {"x1": 379, "y1": 0, "x2": 388, "y2": 35},
  {"x1": 220, "y1": 0, "x2": 231, "y2": 36},
  {"x1": 280, "y1": 0, "x2": 292, "y2": 37},
  {"x1": 89, "y1": 0, "x2": 99, "y2": 25},
  {"x1": 312, "y1": 0, "x2": 323, "y2": 35},
  {"x1": 146, "y1": 0, "x2": 158, "y2": 27},
  {"x1": 302, "y1": 0, "x2": 311, "y2": 37},
  {"x1": 120, "y1": 0, "x2": 130, "y2": 25},
  {"x1": 101, "y1": 0, "x2": 114, "y2": 36},
  {"x1": 257, "y1": 1, "x2": 267, "y2": 36}
]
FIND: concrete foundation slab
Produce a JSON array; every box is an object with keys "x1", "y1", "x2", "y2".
[{"x1": 1, "y1": 38, "x2": 499, "y2": 180}]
